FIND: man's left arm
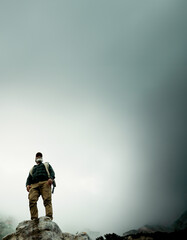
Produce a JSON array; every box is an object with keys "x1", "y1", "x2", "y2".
[
  {"x1": 48, "y1": 164, "x2": 55, "y2": 180},
  {"x1": 47, "y1": 164, "x2": 55, "y2": 185}
]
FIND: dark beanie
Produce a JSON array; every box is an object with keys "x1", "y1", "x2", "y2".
[{"x1": 36, "y1": 152, "x2": 43, "y2": 158}]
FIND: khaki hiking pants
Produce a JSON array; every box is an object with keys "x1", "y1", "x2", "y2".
[{"x1": 28, "y1": 181, "x2": 53, "y2": 220}]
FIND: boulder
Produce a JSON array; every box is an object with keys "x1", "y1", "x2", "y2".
[{"x1": 3, "y1": 217, "x2": 90, "y2": 240}]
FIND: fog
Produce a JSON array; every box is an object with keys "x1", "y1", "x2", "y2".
[{"x1": 0, "y1": 0, "x2": 187, "y2": 236}]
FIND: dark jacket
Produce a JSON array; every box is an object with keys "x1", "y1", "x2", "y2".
[{"x1": 26, "y1": 162, "x2": 55, "y2": 186}]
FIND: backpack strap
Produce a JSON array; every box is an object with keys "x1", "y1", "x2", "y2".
[
  {"x1": 43, "y1": 162, "x2": 51, "y2": 178},
  {"x1": 29, "y1": 166, "x2": 34, "y2": 176},
  {"x1": 44, "y1": 162, "x2": 56, "y2": 194}
]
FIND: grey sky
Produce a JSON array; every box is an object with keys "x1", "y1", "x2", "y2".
[{"x1": 0, "y1": 0, "x2": 187, "y2": 236}]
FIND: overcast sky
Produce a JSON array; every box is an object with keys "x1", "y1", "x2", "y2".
[{"x1": 0, "y1": 0, "x2": 187, "y2": 236}]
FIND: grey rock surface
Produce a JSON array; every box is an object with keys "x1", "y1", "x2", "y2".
[{"x1": 3, "y1": 217, "x2": 90, "y2": 240}]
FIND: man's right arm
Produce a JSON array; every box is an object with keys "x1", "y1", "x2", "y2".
[
  {"x1": 26, "y1": 174, "x2": 32, "y2": 192},
  {"x1": 26, "y1": 185, "x2": 31, "y2": 192}
]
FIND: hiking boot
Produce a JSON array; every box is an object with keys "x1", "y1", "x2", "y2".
[{"x1": 46, "y1": 215, "x2": 53, "y2": 220}]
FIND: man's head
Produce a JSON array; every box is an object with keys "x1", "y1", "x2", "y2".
[{"x1": 35, "y1": 152, "x2": 43, "y2": 164}]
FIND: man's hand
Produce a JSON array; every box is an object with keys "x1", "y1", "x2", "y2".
[
  {"x1": 26, "y1": 185, "x2": 31, "y2": 192},
  {"x1": 47, "y1": 179, "x2": 53, "y2": 186}
]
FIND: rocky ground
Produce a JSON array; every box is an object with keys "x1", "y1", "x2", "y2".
[
  {"x1": 2, "y1": 210, "x2": 187, "y2": 240},
  {"x1": 2, "y1": 216, "x2": 90, "y2": 240}
]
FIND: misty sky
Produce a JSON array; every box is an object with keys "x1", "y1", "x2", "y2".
[{"x1": 0, "y1": 0, "x2": 187, "y2": 236}]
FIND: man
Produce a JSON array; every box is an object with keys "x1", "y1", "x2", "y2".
[{"x1": 26, "y1": 152, "x2": 55, "y2": 220}]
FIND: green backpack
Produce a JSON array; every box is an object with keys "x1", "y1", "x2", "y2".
[{"x1": 29, "y1": 162, "x2": 56, "y2": 194}]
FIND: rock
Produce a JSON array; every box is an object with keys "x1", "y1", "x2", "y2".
[
  {"x1": 62, "y1": 232, "x2": 90, "y2": 240},
  {"x1": 3, "y1": 217, "x2": 90, "y2": 240},
  {"x1": 81, "y1": 229, "x2": 101, "y2": 239}
]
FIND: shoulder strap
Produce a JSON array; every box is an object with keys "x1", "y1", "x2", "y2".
[
  {"x1": 29, "y1": 166, "x2": 34, "y2": 176},
  {"x1": 43, "y1": 162, "x2": 50, "y2": 178}
]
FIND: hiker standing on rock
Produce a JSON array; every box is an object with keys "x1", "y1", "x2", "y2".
[{"x1": 26, "y1": 152, "x2": 55, "y2": 220}]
